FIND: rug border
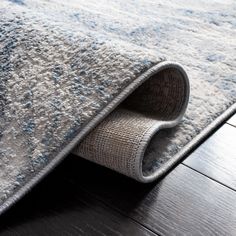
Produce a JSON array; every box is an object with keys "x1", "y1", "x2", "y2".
[
  {"x1": 143, "y1": 102, "x2": 236, "y2": 182},
  {"x1": 0, "y1": 60, "x2": 235, "y2": 215}
]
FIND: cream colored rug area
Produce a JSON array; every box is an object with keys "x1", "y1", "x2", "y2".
[{"x1": 0, "y1": 0, "x2": 235, "y2": 215}]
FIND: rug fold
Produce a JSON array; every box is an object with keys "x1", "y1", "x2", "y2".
[
  {"x1": 73, "y1": 66, "x2": 189, "y2": 182},
  {"x1": 0, "y1": 0, "x2": 235, "y2": 216}
]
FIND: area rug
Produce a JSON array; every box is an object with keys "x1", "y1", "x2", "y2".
[{"x1": 0, "y1": 0, "x2": 236, "y2": 215}]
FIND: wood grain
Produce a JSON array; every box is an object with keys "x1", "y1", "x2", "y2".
[
  {"x1": 227, "y1": 114, "x2": 236, "y2": 127},
  {"x1": 184, "y1": 124, "x2": 236, "y2": 190},
  {"x1": 1, "y1": 119, "x2": 236, "y2": 235},
  {"x1": 0, "y1": 160, "x2": 156, "y2": 236},
  {"x1": 45, "y1": 156, "x2": 236, "y2": 236}
]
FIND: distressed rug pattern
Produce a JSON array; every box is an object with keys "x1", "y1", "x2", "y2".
[{"x1": 0, "y1": 0, "x2": 235, "y2": 214}]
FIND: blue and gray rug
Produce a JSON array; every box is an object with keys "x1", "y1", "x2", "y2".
[{"x1": 0, "y1": 0, "x2": 235, "y2": 215}]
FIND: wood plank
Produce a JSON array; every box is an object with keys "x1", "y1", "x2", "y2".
[
  {"x1": 63, "y1": 156, "x2": 236, "y2": 235},
  {"x1": 227, "y1": 114, "x2": 236, "y2": 127},
  {"x1": 184, "y1": 124, "x2": 236, "y2": 190},
  {"x1": 0, "y1": 160, "x2": 157, "y2": 236}
]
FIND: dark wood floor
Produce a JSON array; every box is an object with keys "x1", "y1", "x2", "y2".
[{"x1": 0, "y1": 114, "x2": 236, "y2": 236}]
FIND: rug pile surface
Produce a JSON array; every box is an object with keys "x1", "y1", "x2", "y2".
[{"x1": 0, "y1": 0, "x2": 235, "y2": 214}]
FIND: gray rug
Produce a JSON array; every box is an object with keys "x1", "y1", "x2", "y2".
[{"x1": 0, "y1": 0, "x2": 235, "y2": 215}]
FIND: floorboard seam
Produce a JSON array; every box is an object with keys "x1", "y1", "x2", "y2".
[
  {"x1": 181, "y1": 163, "x2": 236, "y2": 192},
  {"x1": 77, "y1": 184, "x2": 162, "y2": 236},
  {"x1": 226, "y1": 122, "x2": 236, "y2": 128}
]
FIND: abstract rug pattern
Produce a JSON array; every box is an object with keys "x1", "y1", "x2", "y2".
[{"x1": 0, "y1": 0, "x2": 235, "y2": 214}]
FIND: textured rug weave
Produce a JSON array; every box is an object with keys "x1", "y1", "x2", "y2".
[{"x1": 0, "y1": 0, "x2": 236, "y2": 215}]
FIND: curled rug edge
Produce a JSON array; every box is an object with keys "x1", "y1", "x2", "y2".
[
  {"x1": 0, "y1": 59, "x2": 235, "y2": 215},
  {"x1": 73, "y1": 63, "x2": 190, "y2": 182},
  {"x1": 1, "y1": 0, "x2": 236, "y2": 220},
  {"x1": 0, "y1": 61, "x2": 188, "y2": 215}
]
